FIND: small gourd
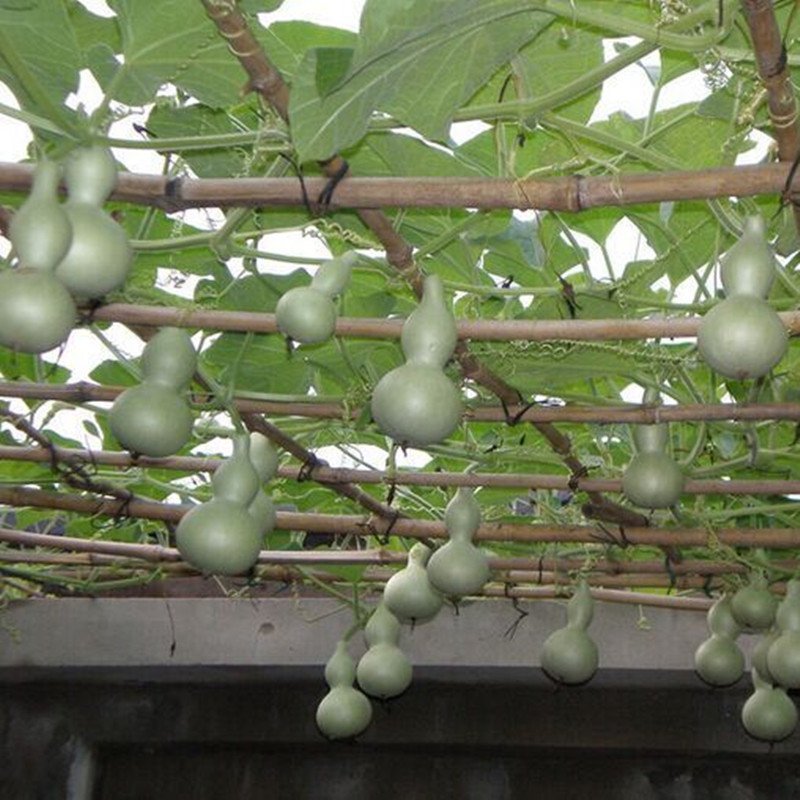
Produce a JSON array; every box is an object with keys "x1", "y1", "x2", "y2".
[
  {"x1": 741, "y1": 667, "x2": 798, "y2": 742},
  {"x1": 176, "y1": 434, "x2": 262, "y2": 575},
  {"x1": 731, "y1": 573, "x2": 777, "y2": 632},
  {"x1": 0, "y1": 160, "x2": 76, "y2": 353},
  {"x1": 247, "y1": 432, "x2": 279, "y2": 541},
  {"x1": 383, "y1": 543, "x2": 444, "y2": 623},
  {"x1": 316, "y1": 640, "x2": 372, "y2": 740},
  {"x1": 427, "y1": 488, "x2": 490, "y2": 598},
  {"x1": 540, "y1": 580, "x2": 599, "y2": 685},
  {"x1": 622, "y1": 423, "x2": 684, "y2": 509},
  {"x1": 356, "y1": 603, "x2": 413, "y2": 699},
  {"x1": 694, "y1": 595, "x2": 744, "y2": 687},
  {"x1": 371, "y1": 274, "x2": 463, "y2": 447},
  {"x1": 275, "y1": 251, "x2": 356, "y2": 343},
  {"x1": 54, "y1": 145, "x2": 132, "y2": 299},
  {"x1": 698, "y1": 216, "x2": 787, "y2": 380},
  {"x1": 767, "y1": 579, "x2": 800, "y2": 688},
  {"x1": 109, "y1": 328, "x2": 196, "y2": 457}
]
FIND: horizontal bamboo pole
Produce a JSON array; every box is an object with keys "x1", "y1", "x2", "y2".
[
  {"x1": 482, "y1": 585, "x2": 713, "y2": 610},
  {"x1": 1, "y1": 485, "x2": 799, "y2": 548},
  {"x1": 3, "y1": 161, "x2": 800, "y2": 211},
  {"x1": 89, "y1": 303, "x2": 800, "y2": 342},
  {"x1": 3, "y1": 381, "x2": 800, "y2": 425},
  {"x1": 2, "y1": 444, "x2": 800, "y2": 496}
]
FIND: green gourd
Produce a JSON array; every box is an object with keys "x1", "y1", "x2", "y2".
[
  {"x1": 356, "y1": 603, "x2": 413, "y2": 699},
  {"x1": 247, "y1": 432, "x2": 278, "y2": 540},
  {"x1": 741, "y1": 667, "x2": 798, "y2": 742},
  {"x1": 427, "y1": 488, "x2": 489, "y2": 598},
  {"x1": 0, "y1": 161, "x2": 76, "y2": 353},
  {"x1": 622, "y1": 423, "x2": 684, "y2": 509},
  {"x1": 316, "y1": 640, "x2": 373, "y2": 740},
  {"x1": 731, "y1": 573, "x2": 777, "y2": 632},
  {"x1": 541, "y1": 580, "x2": 599, "y2": 685},
  {"x1": 698, "y1": 216, "x2": 787, "y2": 380},
  {"x1": 176, "y1": 434, "x2": 262, "y2": 575},
  {"x1": 383, "y1": 543, "x2": 443, "y2": 623},
  {"x1": 109, "y1": 328, "x2": 196, "y2": 457},
  {"x1": 371, "y1": 274, "x2": 463, "y2": 447},
  {"x1": 767, "y1": 579, "x2": 800, "y2": 688},
  {"x1": 275, "y1": 251, "x2": 356, "y2": 343},
  {"x1": 55, "y1": 146, "x2": 132, "y2": 300},
  {"x1": 753, "y1": 630, "x2": 780, "y2": 684},
  {"x1": 694, "y1": 595, "x2": 744, "y2": 687}
]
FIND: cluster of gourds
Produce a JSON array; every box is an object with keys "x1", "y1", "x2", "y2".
[
  {"x1": 695, "y1": 575, "x2": 800, "y2": 742},
  {"x1": 1, "y1": 148, "x2": 132, "y2": 354}
]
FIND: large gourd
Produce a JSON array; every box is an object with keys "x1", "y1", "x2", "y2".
[
  {"x1": 247, "y1": 432, "x2": 279, "y2": 543},
  {"x1": 371, "y1": 274, "x2": 463, "y2": 446},
  {"x1": 427, "y1": 488, "x2": 489, "y2": 598},
  {"x1": 356, "y1": 603, "x2": 413, "y2": 699},
  {"x1": 694, "y1": 595, "x2": 744, "y2": 687},
  {"x1": 0, "y1": 160, "x2": 76, "y2": 353},
  {"x1": 622, "y1": 422, "x2": 684, "y2": 509},
  {"x1": 316, "y1": 640, "x2": 372, "y2": 740},
  {"x1": 109, "y1": 328, "x2": 196, "y2": 457},
  {"x1": 698, "y1": 216, "x2": 787, "y2": 380},
  {"x1": 275, "y1": 252, "x2": 356, "y2": 343},
  {"x1": 383, "y1": 543, "x2": 443, "y2": 623},
  {"x1": 730, "y1": 573, "x2": 777, "y2": 632},
  {"x1": 767, "y1": 578, "x2": 800, "y2": 688},
  {"x1": 176, "y1": 434, "x2": 263, "y2": 575},
  {"x1": 540, "y1": 580, "x2": 599, "y2": 685},
  {"x1": 55, "y1": 146, "x2": 132, "y2": 299},
  {"x1": 741, "y1": 667, "x2": 798, "y2": 742}
]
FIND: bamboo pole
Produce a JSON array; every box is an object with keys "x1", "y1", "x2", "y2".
[{"x1": 2, "y1": 444, "x2": 800, "y2": 496}]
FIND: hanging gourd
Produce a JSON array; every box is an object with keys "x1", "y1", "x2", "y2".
[
  {"x1": 0, "y1": 160, "x2": 76, "y2": 353},
  {"x1": 316, "y1": 640, "x2": 372, "y2": 740},
  {"x1": 730, "y1": 573, "x2": 777, "y2": 632},
  {"x1": 540, "y1": 580, "x2": 599, "y2": 685},
  {"x1": 767, "y1": 579, "x2": 800, "y2": 689},
  {"x1": 356, "y1": 603, "x2": 413, "y2": 700},
  {"x1": 741, "y1": 667, "x2": 798, "y2": 743},
  {"x1": 109, "y1": 327, "x2": 196, "y2": 457},
  {"x1": 697, "y1": 215, "x2": 787, "y2": 380},
  {"x1": 371, "y1": 274, "x2": 463, "y2": 447},
  {"x1": 752, "y1": 630, "x2": 780, "y2": 685},
  {"x1": 247, "y1": 432, "x2": 279, "y2": 542},
  {"x1": 622, "y1": 422, "x2": 684, "y2": 509},
  {"x1": 176, "y1": 433, "x2": 263, "y2": 575},
  {"x1": 54, "y1": 145, "x2": 132, "y2": 300},
  {"x1": 383, "y1": 543, "x2": 444, "y2": 623},
  {"x1": 694, "y1": 595, "x2": 744, "y2": 687},
  {"x1": 427, "y1": 487, "x2": 490, "y2": 598},
  {"x1": 275, "y1": 251, "x2": 356, "y2": 344}
]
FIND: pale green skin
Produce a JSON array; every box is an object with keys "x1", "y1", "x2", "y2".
[
  {"x1": 356, "y1": 644, "x2": 413, "y2": 699},
  {"x1": 694, "y1": 635, "x2": 744, "y2": 687},
  {"x1": 316, "y1": 686, "x2": 372, "y2": 740},
  {"x1": 427, "y1": 541, "x2": 489, "y2": 598},
  {"x1": 383, "y1": 557, "x2": 443, "y2": 622},
  {"x1": 731, "y1": 584, "x2": 777, "y2": 632},
  {"x1": 176, "y1": 499, "x2": 262, "y2": 576},
  {"x1": 275, "y1": 287, "x2": 336, "y2": 344},
  {"x1": 0, "y1": 269, "x2": 76, "y2": 353},
  {"x1": 767, "y1": 632, "x2": 800, "y2": 689},
  {"x1": 742, "y1": 684, "x2": 798, "y2": 742},
  {"x1": 622, "y1": 452, "x2": 684, "y2": 509},
  {"x1": 541, "y1": 627, "x2": 598, "y2": 685}
]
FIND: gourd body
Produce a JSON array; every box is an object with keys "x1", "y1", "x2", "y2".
[
  {"x1": 541, "y1": 581, "x2": 599, "y2": 685},
  {"x1": 622, "y1": 423, "x2": 684, "y2": 509},
  {"x1": 741, "y1": 669, "x2": 798, "y2": 742},
  {"x1": 316, "y1": 641, "x2": 372, "y2": 739},
  {"x1": 383, "y1": 543, "x2": 443, "y2": 623},
  {"x1": 371, "y1": 275, "x2": 462, "y2": 447},
  {"x1": 731, "y1": 575, "x2": 777, "y2": 632},
  {"x1": 356, "y1": 604, "x2": 412, "y2": 699},
  {"x1": 698, "y1": 216, "x2": 787, "y2": 380},
  {"x1": 752, "y1": 631, "x2": 780, "y2": 684},
  {"x1": 694, "y1": 595, "x2": 744, "y2": 687},
  {"x1": 768, "y1": 579, "x2": 800, "y2": 688},
  {"x1": 427, "y1": 488, "x2": 489, "y2": 597}
]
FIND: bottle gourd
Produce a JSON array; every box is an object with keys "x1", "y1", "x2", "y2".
[
  {"x1": 0, "y1": 160, "x2": 76, "y2": 353},
  {"x1": 730, "y1": 572, "x2": 777, "y2": 632},
  {"x1": 371, "y1": 274, "x2": 462, "y2": 447},
  {"x1": 741, "y1": 667, "x2": 798, "y2": 743},
  {"x1": 110, "y1": 328, "x2": 196, "y2": 457},
  {"x1": 541, "y1": 580, "x2": 599, "y2": 685},
  {"x1": 698, "y1": 215, "x2": 787, "y2": 380},
  {"x1": 248, "y1": 432, "x2": 279, "y2": 543},
  {"x1": 275, "y1": 251, "x2": 356, "y2": 343},
  {"x1": 55, "y1": 145, "x2": 132, "y2": 299},
  {"x1": 622, "y1": 422, "x2": 684, "y2": 509},
  {"x1": 767, "y1": 578, "x2": 800, "y2": 689},
  {"x1": 176, "y1": 434, "x2": 263, "y2": 575},
  {"x1": 427, "y1": 487, "x2": 490, "y2": 598},
  {"x1": 694, "y1": 595, "x2": 744, "y2": 687},
  {"x1": 383, "y1": 543, "x2": 443, "y2": 623},
  {"x1": 356, "y1": 603, "x2": 413, "y2": 700},
  {"x1": 316, "y1": 640, "x2": 372, "y2": 740}
]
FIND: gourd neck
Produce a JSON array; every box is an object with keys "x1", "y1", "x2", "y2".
[
  {"x1": 707, "y1": 595, "x2": 741, "y2": 639},
  {"x1": 566, "y1": 580, "x2": 594, "y2": 629},
  {"x1": 249, "y1": 432, "x2": 279, "y2": 482},
  {"x1": 364, "y1": 603, "x2": 401, "y2": 646},
  {"x1": 310, "y1": 251, "x2": 356, "y2": 297},
  {"x1": 444, "y1": 487, "x2": 481, "y2": 542},
  {"x1": 212, "y1": 434, "x2": 260, "y2": 506},
  {"x1": 401, "y1": 274, "x2": 457, "y2": 368},
  {"x1": 632, "y1": 423, "x2": 668, "y2": 453},
  {"x1": 720, "y1": 215, "x2": 776, "y2": 299},
  {"x1": 65, "y1": 145, "x2": 117, "y2": 206},
  {"x1": 325, "y1": 641, "x2": 356, "y2": 687}
]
